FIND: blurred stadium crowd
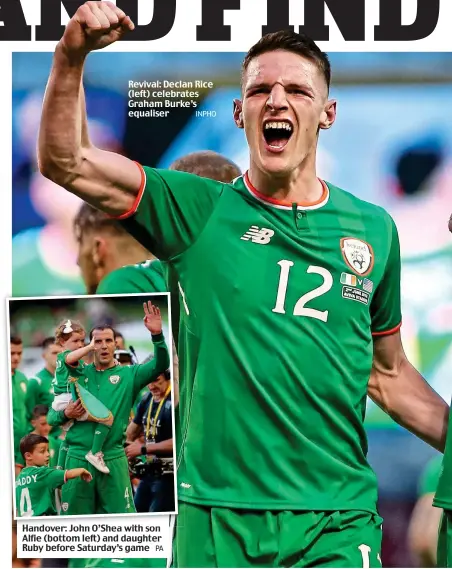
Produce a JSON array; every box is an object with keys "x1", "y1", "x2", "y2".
[
  {"x1": 11, "y1": 298, "x2": 173, "y2": 569},
  {"x1": 11, "y1": 50, "x2": 452, "y2": 567}
]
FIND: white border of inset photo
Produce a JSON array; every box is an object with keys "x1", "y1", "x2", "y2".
[{"x1": 7, "y1": 292, "x2": 178, "y2": 520}]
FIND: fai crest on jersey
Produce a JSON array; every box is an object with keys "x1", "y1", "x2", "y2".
[
  {"x1": 109, "y1": 375, "x2": 120, "y2": 385},
  {"x1": 61, "y1": 502, "x2": 69, "y2": 512},
  {"x1": 340, "y1": 238, "x2": 374, "y2": 276}
]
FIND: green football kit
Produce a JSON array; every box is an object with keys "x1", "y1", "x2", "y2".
[
  {"x1": 12, "y1": 370, "x2": 31, "y2": 466},
  {"x1": 15, "y1": 465, "x2": 65, "y2": 517},
  {"x1": 53, "y1": 349, "x2": 113, "y2": 467},
  {"x1": 434, "y1": 403, "x2": 452, "y2": 567},
  {"x1": 96, "y1": 259, "x2": 167, "y2": 295},
  {"x1": 28, "y1": 367, "x2": 55, "y2": 409},
  {"x1": 117, "y1": 166, "x2": 402, "y2": 568},
  {"x1": 47, "y1": 333, "x2": 169, "y2": 515},
  {"x1": 69, "y1": 559, "x2": 166, "y2": 568}
]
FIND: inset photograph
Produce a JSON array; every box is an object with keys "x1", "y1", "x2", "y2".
[{"x1": 9, "y1": 293, "x2": 175, "y2": 518}]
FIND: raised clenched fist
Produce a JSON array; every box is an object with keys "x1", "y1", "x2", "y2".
[{"x1": 59, "y1": 1, "x2": 134, "y2": 58}]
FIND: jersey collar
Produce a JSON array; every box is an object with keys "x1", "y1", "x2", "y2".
[{"x1": 242, "y1": 171, "x2": 330, "y2": 211}]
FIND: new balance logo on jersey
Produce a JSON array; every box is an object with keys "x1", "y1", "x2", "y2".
[{"x1": 241, "y1": 226, "x2": 274, "y2": 244}]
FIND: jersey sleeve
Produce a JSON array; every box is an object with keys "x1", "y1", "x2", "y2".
[
  {"x1": 116, "y1": 165, "x2": 224, "y2": 261},
  {"x1": 47, "y1": 407, "x2": 69, "y2": 427},
  {"x1": 132, "y1": 333, "x2": 170, "y2": 394},
  {"x1": 38, "y1": 467, "x2": 66, "y2": 490},
  {"x1": 370, "y1": 215, "x2": 402, "y2": 336}
]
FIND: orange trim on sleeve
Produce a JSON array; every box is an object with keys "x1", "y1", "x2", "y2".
[
  {"x1": 113, "y1": 162, "x2": 146, "y2": 220},
  {"x1": 372, "y1": 321, "x2": 402, "y2": 337}
]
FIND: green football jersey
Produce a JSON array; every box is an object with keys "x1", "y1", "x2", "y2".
[
  {"x1": 96, "y1": 259, "x2": 167, "y2": 295},
  {"x1": 29, "y1": 368, "x2": 55, "y2": 408},
  {"x1": 53, "y1": 350, "x2": 85, "y2": 395},
  {"x1": 47, "y1": 334, "x2": 169, "y2": 460},
  {"x1": 118, "y1": 167, "x2": 402, "y2": 512},
  {"x1": 15, "y1": 465, "x2": 65, "y2": 517},
  {"x1": 12, "y1": 370, "x2": 30, "y2": 465}
]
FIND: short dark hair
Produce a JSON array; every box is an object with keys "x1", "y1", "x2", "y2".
[
  {"x1": 89, "y1": 326, "x2": 117, "y2": 341},
  {"x1": 242, "y1": 30, "x2": 331, "y2": 90},
  {"x1": 42, "y1": 336, "x2": 56, "y2": 350},
  {"x1": 20, "y1": 433, "x2": 48, "y2": 460},
  {"x1": 170, "y1": 151, "x2": 241, "y2": 183},
  {"x1": 73, "y1": 203, "x2": 128, "y2": 242},
  {"x1": 114, "y1": 330, "x2": 124, "y2": 340},
  {"x1": 32, "y1": 404, "x2": 49, "y2": 419},
  {"x1": 10, "y1": 335, "x2": 22, "y2": 345}
]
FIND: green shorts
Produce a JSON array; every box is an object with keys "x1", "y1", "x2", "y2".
[
  {"x1": 61, "y1": 454, "x2": 136, "y2": 515},
  {"x1": 173, "y1": 502, "x2": 383, "y2": 568},
  {"x1": 438, "y1": 509, "x2": 452, "y2": 567}
]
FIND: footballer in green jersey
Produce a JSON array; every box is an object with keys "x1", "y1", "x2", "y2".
[
  {"x1": 15, "y1": 434, "x2": 92, "y2": 517},
  {"x1": 47, "y1": 302, "x2": 170, "y2": 515},
  {"x1": 11, "y1": 336, "x2": 33, "y2": 469},
  {"x1": 28, "y1": 337, "x2": 62, "y2": 411},
  {"x1": 40, "y1": 12, "x2": 450, "y2": 568}
]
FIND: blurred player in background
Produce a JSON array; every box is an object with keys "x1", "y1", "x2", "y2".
[
  {"x1": 15, "y1": 433, "x2": 92, "y2": 517},
  {"x1": 11, "y1": 335, "x2": 33, "y2": 475},
  {"x1": 73, "y1": 203, "x2": 163, "y2": 294},
  {"x1": 30, "y1": 405, "x2": 52, "y2": 438},
  {"x1": 27, "y1": 337, "x2": 61, "y2": 410},
  {"x1": 114, "y1": 330, "x2": 125, "y2": 350},
  {"x1": 408, "y1": 454, "x2": 442, "y2": 567},
  {"x1": 39, "y1": 5, "x2": 450, "y2": 567}
]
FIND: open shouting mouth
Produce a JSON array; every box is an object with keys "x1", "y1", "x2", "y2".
[{"x1": 263, "y1": 119, "x2": 293, "y2": 152}]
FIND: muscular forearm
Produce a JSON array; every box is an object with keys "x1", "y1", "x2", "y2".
[
  {"x1": 369, "y1": 359, "x2": 449, "y2": 452},
  {"x1": 38, "y1": 46, "x2": 140, "y2": 214},
  {"x1": 145, "y1": 439, "x2": 173, "y2": 455},
  {"x1": 38, "y1": 46, "x2": 88, "y2": 185}
]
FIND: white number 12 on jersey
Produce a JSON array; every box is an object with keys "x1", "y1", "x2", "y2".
[{"x1": 272, "y1": 261, "x2": 333, "y2": 322}]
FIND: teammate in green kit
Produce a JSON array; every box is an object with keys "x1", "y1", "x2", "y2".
[
  {"x1": 15, "y1": 433, "x2": 92, "y2": 517},
  {"x1": 28, "y1": 337, "x2": 62, "y2": 410},
  {"x1": 11, "y1": 335, "x2": 34, "y2": 475},
  {"x1": 73, "y1": 202, "x2": 164, "y2": 295},
  {"x1": 39, "y1": 3, "x2": 450, "y2": 566},
  {"x1": 47, "y1": 301, "x2": 170, "y2": 515},
  {"x1": 52, "y1": 318, "x2": 114, "y2": 475},
  {"x1": 432, "y1": 215, "x2": 452, "y2": 567}
]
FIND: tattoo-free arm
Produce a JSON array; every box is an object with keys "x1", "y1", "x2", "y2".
[{"x1": 368, "y1": 331, "x2": 449, "y2": 452}]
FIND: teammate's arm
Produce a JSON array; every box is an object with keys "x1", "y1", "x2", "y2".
[
  {"x1": 368, "y1": 331, "x2": 449, "y2": 452},
  {"x1": 38, "y1": 1, "x2": 139, "y2": 215},
  {"x1": 408, "y1": 493, "x2": 441, "y2": 567}
]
